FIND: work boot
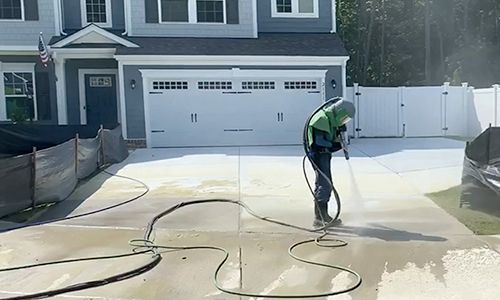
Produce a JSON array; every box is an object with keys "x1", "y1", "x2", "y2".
[{"x1": 313, "y1": 202, "x2": 342, "y2": 228}]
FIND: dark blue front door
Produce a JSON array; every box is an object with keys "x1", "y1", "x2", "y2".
[{"x1": 84, "y1": 74, "x2": 118, "y2": 126}]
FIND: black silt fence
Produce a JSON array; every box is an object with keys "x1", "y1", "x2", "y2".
[{"x1": 0, "y1": 126, "x2": 128, "y2": 218}]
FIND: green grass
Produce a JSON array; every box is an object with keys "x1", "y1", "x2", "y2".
[{"x1": 427, "y1": 186, "x2": 500, "y2": 235}]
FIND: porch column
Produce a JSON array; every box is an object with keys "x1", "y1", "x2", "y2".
[
  {"x1": 0, "y1": 61, "x2": 6, "y2": 120},
  {"x1": 53, "y1": 56, "x2": 68, "y2": 125},
  {"x1": 341, "y1": 60, "x2": 347, "y2": 99},
  {"x1": 118, "y1": 61, "x2": 128, "y2": 139}
]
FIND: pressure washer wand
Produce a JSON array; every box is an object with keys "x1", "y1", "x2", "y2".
[{"x1": 340, "y1": 131, "x2": 350, "y2": 160}]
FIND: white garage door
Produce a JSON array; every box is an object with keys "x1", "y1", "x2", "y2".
[{"x1": 145, "y1": 71, "x2": 326, "y2": 147}]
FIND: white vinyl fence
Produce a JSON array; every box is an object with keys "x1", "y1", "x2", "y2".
[
  {"x1": 346, "y1": 83, "x2": 497, "y2": 138},
  {"x1": 468, "y1": 85, "x2": 500, "y2": 137}
]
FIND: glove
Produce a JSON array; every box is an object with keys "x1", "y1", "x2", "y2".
[{"x1": 329, "y1": 142, "x2": 342, "y2": 153}]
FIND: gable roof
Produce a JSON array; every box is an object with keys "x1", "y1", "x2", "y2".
[{"x1": 50, "y1": 24, "x2": 139, "y2": 48}]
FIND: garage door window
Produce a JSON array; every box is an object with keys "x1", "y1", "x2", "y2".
[
  {"x1": 152, "y1": 81, "x2": 188, "y2": 90},
  {"x1": 242, "y1": 81, "x2": 275, "y2": 90},
  {"x1": 284, "y1": 81, "x2": 318, "y2": 90},
  {"x1": 198, "y1": 81, "x2": 232, "y2": 90}
]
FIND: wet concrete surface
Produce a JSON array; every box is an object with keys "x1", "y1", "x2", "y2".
[{"x1": 1, "y1": 138, "x2": 499, "y2": 299}]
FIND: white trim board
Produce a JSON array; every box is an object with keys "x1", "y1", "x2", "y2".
[
  {"x1": 0, "y1": 46, "x2": 37, "y2": 51},
  {"x1": 139, "y1": 69, "x2": 328, "y2": 79},
  {"x1": 116, "y1": 55, "x2": 350, "y2": 66},
  {"x1": 51, "y1": 48, "x2": 116, "y2": 58},
  {"x1": 78, "y1": 69, "x2": 120, "y2": 125},
  {"x1": 51, "y1": 24, "x2": 139, "y2": 48}
]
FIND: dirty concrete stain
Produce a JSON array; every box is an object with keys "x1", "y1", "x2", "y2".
[{"x1": 378, "y1": 248, "x2": 500, "y2": 300}]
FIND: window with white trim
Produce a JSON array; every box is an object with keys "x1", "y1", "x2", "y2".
[
  {"x1": 272, "y1": 0, "x2": 318, "y2": 18},
  {"x1": 152, "y1": 81, "x2": 188, "y2": 90},
  {"x1": 284, "y1": 81, "x2": 318, "y2": 90},
  {"x1": 198, "y1": 81, "x2": 232, "y2": 90},
  {"x1": 89, "y1": 76, "x2": 113, "y2": 87},
  {"x1": 82, "y1": 0, "x2": 112, "y2": 27},
  {"x1": 0, "y1": 0, "x2": 23, "y2": 20},
  {"x1": 160, "y1": 0, "x2": 225, "y2": 24},
  {"x1": 242, "y1": 81, "x2": 275, "y2": 90},
  {"x1": 2, "y1": 69, "x2": 36, "y2": 121}
]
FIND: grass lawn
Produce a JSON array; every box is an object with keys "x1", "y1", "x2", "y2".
[{"x1": 427, "y1": 185, "x2": 500, "y2": 235}]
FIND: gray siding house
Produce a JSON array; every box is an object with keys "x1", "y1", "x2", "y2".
[{"x1": 0, "y1": 0, "x2": 349, "y2": 147}]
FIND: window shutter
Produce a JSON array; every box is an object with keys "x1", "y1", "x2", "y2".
[
  {"x1": 226, "y1": 0, "x2": 239, "y2": 24},
  {"x1": 24, "y1": 0, "x2": 39, "y2": 21},
  {"x1": 35, "y1": 71, "x2": 51, "y2": 121},
  {"x1": 145, "y1": 0, "x2": 159, "y2": 23}
]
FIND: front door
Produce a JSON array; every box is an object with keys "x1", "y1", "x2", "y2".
[{"x1": 84, "y1": 74, "x2": 117, "y2": 126}]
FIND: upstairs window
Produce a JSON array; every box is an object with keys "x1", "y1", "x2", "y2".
[
  {"x1": 160, "y1": 0, "x2": 189, "y2": 22},
  {"x1": 81, "y1": 0, "x2": 112, "y2": 27},
  {"x1": 196, "y1": 0, "x2": 224, "y2": 23},
  {"x1": 0, "y1": 0, "x2": 23, "y2": 20},
  {"x1": 160, "y1": 0, "x2": 225, "y2": 24},
  {"x1": 272, "y1": 0, "x2": 318, "y2": 18}
]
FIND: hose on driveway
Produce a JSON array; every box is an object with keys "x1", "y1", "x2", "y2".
[
  {"x1": 0, "y1": 166, "x2": 361, "y2": 299},
  {"x1": 0, "y1": 96, "x2": 362, "y2": 298}
]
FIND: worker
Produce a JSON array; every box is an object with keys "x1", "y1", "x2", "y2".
[{"x1": 306, "y1": 98, "x2": 355, "y2": 227}]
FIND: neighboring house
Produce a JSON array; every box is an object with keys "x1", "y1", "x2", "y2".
[{"x1": 0, "y1": 0, "x2": 349, "y2": 147}]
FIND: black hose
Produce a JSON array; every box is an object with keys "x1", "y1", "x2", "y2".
[
  {"x1": 0, "y1": 99, "x2": 361, "y2": 299},
  {"x1": 302, "y1": 97, "x2": 343, "y2": 222}
]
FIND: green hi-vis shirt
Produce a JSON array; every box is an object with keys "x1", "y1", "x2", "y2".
[{"x1": 307, "y1": 106, "x2": 338, "y2": 147}]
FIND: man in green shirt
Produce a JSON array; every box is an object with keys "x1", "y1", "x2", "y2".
[{"x1": 307, "y1": 98, "x2": 355, "y2": 227}]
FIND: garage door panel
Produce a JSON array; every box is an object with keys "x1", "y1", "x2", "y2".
[{"x1": 146, "y1": 76, "x2": 324, "y2": 147}]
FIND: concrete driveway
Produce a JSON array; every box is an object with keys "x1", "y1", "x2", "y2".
[{"x1": 1, "y1": 138, "x2": 499, "y2": 299}]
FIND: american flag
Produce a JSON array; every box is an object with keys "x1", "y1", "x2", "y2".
[{"x1": 38, "y1": 33, "x2": 49, "y2": 67}]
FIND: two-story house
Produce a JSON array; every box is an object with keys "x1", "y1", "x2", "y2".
[{"x1": 0, "y1": 0, "x2": 349, "y2": 148}]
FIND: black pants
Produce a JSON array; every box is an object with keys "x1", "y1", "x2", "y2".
[{"x1": 311, "y1": 151, "x2": 332, "y2": 204}]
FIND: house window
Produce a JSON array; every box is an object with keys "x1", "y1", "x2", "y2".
[
  {"x1": 196, "y1": 0, "x2": 224, "y2": 23},
  {"x1": 284, "y1": 81, "x2": 318, "y2": 90},
  {"x1": 198, "y1": 81, "x2": 232, "y2": 90},
  {"x1": 272, "y1": 0, "x2": 318, "y2": 18},
  {"x1": 2, "y1": 71, "x2": 36, "y2": 121},
  {"x1": 82, "y1": 0, "x2": 112, "y2": 27},
  {"x1": 276, "y1": 0, "x2": 291, "y2": 13},
  {"x1": 0, "y1": 0, "x2": 24, "y2": 20},
  {"x1": 160, "y1": 0, "x2": 225, "y2": 24},
  {"x1": 152, "y1": 81, "x2": 188, "y2": 90},
  {"x1": 89, "y1": 76, "x2": 113, "y2": 87},
  {"x1": 160, "y1": 0, "x2": 189, "y2": 22},
  {"x1": 242, "y1": 81, "x2": 276, "y2": 90}
]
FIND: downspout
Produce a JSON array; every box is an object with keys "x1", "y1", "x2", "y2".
[
  {"x1": 122, "y1": 0, "x2": 129, "y2": 36},
  {"x1": 58, "y1": 0, "x2": 67, "y2": 35},
  {"x1": 331, "y1": 0, "x2": 337, "y2": 33}
]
